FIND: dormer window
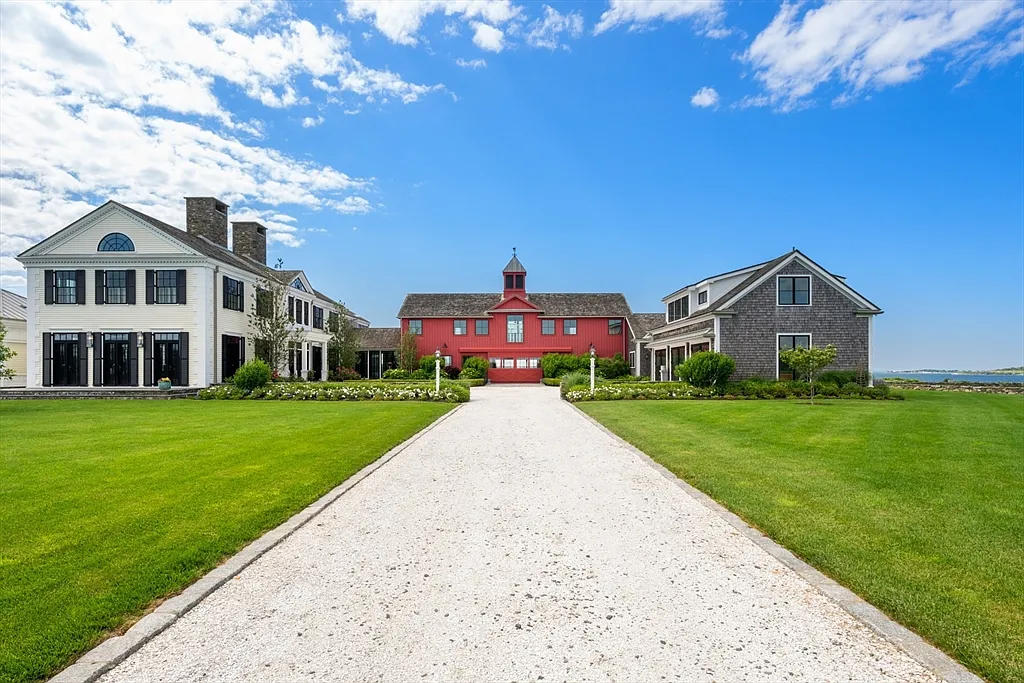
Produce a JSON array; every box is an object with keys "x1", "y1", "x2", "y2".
[
  {"x1": 778, "y1": 276, "x2": 810, "y2": 306},
  {"x1": 291, "y1": 278, "x2": 307, "y2": 292},
  {"x1": 698, "y1": 290, "x2": 708, "y2": 305},
  {"x1": 668, "y1": 295, "x2": 689, "y2": 322}
]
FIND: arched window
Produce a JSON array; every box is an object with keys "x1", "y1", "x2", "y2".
[{"x1": 98, "y1": 233, "x2": 135, "y2": 252}]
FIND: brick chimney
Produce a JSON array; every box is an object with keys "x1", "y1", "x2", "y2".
[
  {"x1": 185, "y1": 197, "x2": 229, "y2": 247},
  {"x1": 231, "y1": 221, "x2": 268, "y2": 264}
]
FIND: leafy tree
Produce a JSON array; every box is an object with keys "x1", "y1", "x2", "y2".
[
  {"x1": 778, "y1": 343, "x2": 838, "y2": 404},
  {"x1": 326, "y1": 304, "x2": 359, "y2": 371},
  {"x1": 676, "y1": 351, "x2": 735, "y2": 390},
  {"x1": 0, "y1": 320, "x2": 16, "y2": 380},
  {"x1": 398, "y1": 332, "x2": 420, "y2": 372},
  {"x1": 249, "y1": 277, "x2": 304, "y2": 375}
]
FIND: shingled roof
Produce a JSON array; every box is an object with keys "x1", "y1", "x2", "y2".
[
  {"x1": 626, "y1": 313, "x2": 665, "y2": 338},
  {"x1": 398, "y1": 293, "x2": 633, "y2": 319},
  {"x1": 357, "y1": 327, "x2": 401, "y2": 350}
]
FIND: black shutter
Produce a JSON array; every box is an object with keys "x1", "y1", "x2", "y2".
[
  {"x1": 238, "y1": 281, "x2": 244, "y2": 312},
  {"x1": 75, "y1": 270, "x2": 86, "y2": 305},
  {"x1": 178, "y1": 332, "x2": 189, "y2": 386},
  {"x1": 176, "y1": 269, "x2": 186, "y2": 304},
  {"x1": 220, "y1": 335, "x2": 227, "y2": 383},
  {"x1": 126, "y1": 270, "x2": 136, "y2": 305},
  {"x1": 222, "y1": 276, "x2": 229, "y2": 309},
  {"x1": 288, "y1": 296, "x2": 294, "y2": 320},
  {"x1": 95, "y1": 270, "x2": 105, "y2": 305},
  {"x1": 128, "y1": 333, "x2": 138, "y2": 386},
  {"x1": 42, "y1": 333, "x2": 52, "y2": 386},
  {"x1": 240, "y1": 337, "x2": 245, "y2": 364},
  {"x1": 145, "y1": 270, "x2": 155, "y2": 304},
  {"x1": 93, "y1": 332, "x2": 103, "y2": 387},
  {"x1": 143, "y1": 333, "x2": 153, "y2": 386},
  {"x1": 78, "y1": 333, "x2": 88, "y2": 386},
  {"x1": 304, "y1": 302, "x2": 309, "y2": 325},
  {"x1": 44, "y1": 270, "x2": 54, "y2": 305}
]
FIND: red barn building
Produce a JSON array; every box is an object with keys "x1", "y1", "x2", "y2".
[{"x1": 397, "y1": 252, "x2": 642, "y2": 383}]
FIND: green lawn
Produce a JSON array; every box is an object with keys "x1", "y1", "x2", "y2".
[
  {"x1": 0, "y1": 399, "x2": 452, "y2": 682},
  {"x1": 580, "y1": 392, "x2": 1024, "y2": 683}
]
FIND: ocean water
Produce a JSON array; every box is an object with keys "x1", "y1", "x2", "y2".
[{"x1": 874, "y1": 372, "x2": 1024, "y2": 384}]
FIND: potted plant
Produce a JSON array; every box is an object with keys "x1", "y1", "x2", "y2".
[{"x1": 158, "y1": 377, "x2": 172, "y2": 391}]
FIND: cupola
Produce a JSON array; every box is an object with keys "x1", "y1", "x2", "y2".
[{"x1": 502, "y1": 248, "x2": 526, "y2": 297}]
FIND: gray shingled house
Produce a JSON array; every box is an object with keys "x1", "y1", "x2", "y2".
[{"x1": 640, "y1": 250, "x2": 882, "y2": 384}]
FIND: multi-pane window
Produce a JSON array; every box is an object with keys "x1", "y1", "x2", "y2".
[
  {"x1": 454, "y1": 320, "x2": 467, "y2": 336},
  {"x1": 98, "y1": 233, "x2": 135, "y2": 251},
  {"x1": 54, "y1": 270, "x2": 77, "y2": 304},
  {"x1": 629, "y1": 351, "x2": 636, "y2": 369},
  {"x1": 507, "y1": 315, "x2": 524, "y2": 343},
  {"x1": 489, "y1": 358, "x2": 501, "y2": 369},
  {"x1": 155, "y1": 271, "x2": 178, "y2": 304},
  {"x1": 502, "y1": 358, "x2": 514, "y2": 369},
  {"x1": 563, "y1": 319, "x2": 577, "y2": 335},
  {"x1": 105, "y1": 270, "x2": 127, "y2": 304},
  {"x1": 408, "y1": 320, "x2": 422, "y2": 335},
  {"x1": 475, "y1": 319, "x2": 489, "y2": 335},
  {"x1": 608, "y1": 319, "x2": 622, "y2": 335},
  {"x1": 778, "y1": 276, "x2": 810, "y2": 305},
  {"x1": 541, "y1": 319, "x2": 555, "y2": 335},
  {"x1": 698, "y1": 290, "x2": 708, "y2": 305},
  {"x1": 668, "y1": 296, "x2": 689, "y2": 322},
  {"x1": 778, "y1": 334, "x2": 811, "y2": 379},
  {"x1": 224, "y1": 277, "x2": 243, "y2": 311},
  {"x1": 313, "y1": 305, "x2": 324, "y2": 329},
  {"x1": 442, "y1": 355, "x2": 453, "y2": 367}
]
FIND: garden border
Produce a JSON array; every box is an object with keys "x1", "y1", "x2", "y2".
[
  {"x1": 49, "y1": 404, "x2": 465, "y2": 683},
  {"x1": 567, "y1": 402, "x2": 983, "y2": 683}
]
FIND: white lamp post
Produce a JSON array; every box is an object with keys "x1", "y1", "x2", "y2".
[
  {"x1": 435, "y1": 347, "x2": 441, "y2": 393},
  {"x1": 589, "y1": 344, "x2": 596, "y2": 395}
]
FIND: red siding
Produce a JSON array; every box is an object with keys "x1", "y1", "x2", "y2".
[{"x1": 401, "y1": 313, "x2": 629, "y2": 383}]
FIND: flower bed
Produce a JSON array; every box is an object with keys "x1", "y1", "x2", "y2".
[
  {"x1": 563, "y1": 380, "x2": 900, "y2": 402},
  {"x1": 197, "y1": 381, "x2": 469, "y2": 403}
]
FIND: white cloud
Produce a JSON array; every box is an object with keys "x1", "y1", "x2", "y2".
[
  {"x1": 456, "y1": 57, "x2": 488, "y2": 69},
  {"x1": 526, "y1": 6, "x2": 584, "y2": 50},
  {"x1": 0, "y1": 0, "x2": 410, "y2": 270},
  {"x1": 690, "y1": 86, "x2": 720, "y2": 108},
  {"x1": 594, "y1": 0, "x2": 726, "y2": 36},
  {"x1": 345, "y1": 0, "x2": 520, "y2": 46},
  {"x1": 743, "y1": 0, "x2": 1022, "y2": 111},
  {"x1": 301, "y1": 115, "x2": 325, "y2": 127},
  {"x1": 471, "y1": 22, "x2": 505, "y2": 52}
]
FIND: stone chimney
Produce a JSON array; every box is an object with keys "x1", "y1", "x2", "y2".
[
  {"x1": 185, "y1": 197, "x2": 229, "y2": 247},
  {"x1": 231, "y1": 221, "x2": 268, "y2": 264}
]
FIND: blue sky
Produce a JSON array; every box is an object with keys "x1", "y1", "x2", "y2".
[{"x1": 1, "y1": 0, "x2": 1022, "y2": 369}]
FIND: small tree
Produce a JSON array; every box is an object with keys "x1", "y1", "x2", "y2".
[
  {"x1": 326, "y1": 305, "x2": 359, "y2": 372},
  {"x1": 779, "y1": 343, "x2": 838, "y2": 404},
  {"x1": 249, "y1": 277, "x2": 305, "y2": 376},
  {"x1": 398, "y1": 332, "x2": 419, "y2": 372},
  {"x1": 0, "y1": 320, "x2": 16, "y2": 381}
]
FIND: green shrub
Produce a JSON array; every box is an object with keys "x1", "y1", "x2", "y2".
[
  {"x1": 419, "y1": 356, "x2": 439, "y2": 375},
  {"x1": 383, "y1": 368, "x2": 411, "y2": 379},
  {"x1": 542, "y1": 377, "x2": 561, "y2": 386},
  {"x1": 596, "y1": 352, "x2": 630, "y2": 379},
  {"x1": 541, "y1": 353, "x2": 588, "y2": 378},
  {"x1": 459, "y1": 356, "x2": 489, "y2": 380},
  {"x1": 676, "y1": 351, "x2": 735, "y2": 390},
  {"x1": 818, "y1": 370, "x2": 859, "y2": 386},
  {"x1": 560, "y1": 370, "x2": 590, "y2": 396},
  {"x1": 198, "y1": 380, "x2": 469, "y2": 403},
  {"x1": 328, "y1": 367, "x2": 361, "y2": 381},
  {"x1": 411, "y1": 369, "x2": 432, "y2": 380},
  {"x1": 231, "y1": 359, "x2": 272, "y2": 392}
]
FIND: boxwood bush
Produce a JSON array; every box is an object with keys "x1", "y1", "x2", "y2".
[
  {"x1": 459, "y1": 356, "x2": 489, "y2": 380},
  {"x1": 199, "y1": 380, "x2": 469, "y2": 403},
  {"x1": 675, "y1": 351, "x2": 735, "y2": 390},
  {"x1": 230, "y1": 359, "x2": 272, "y2": 392}
]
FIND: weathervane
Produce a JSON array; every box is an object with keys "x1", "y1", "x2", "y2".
[{"x1": 512, "y1": 246, "x2": 517, "y2": 257}]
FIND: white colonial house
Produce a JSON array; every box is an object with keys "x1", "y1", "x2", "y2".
[{"x1": 15, "y1": 198, "x2": 367, "y2": 389}]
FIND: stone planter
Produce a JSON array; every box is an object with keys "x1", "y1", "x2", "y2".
[{"x1": 158, "y1": 380, "x2": 172, "y2": 391}]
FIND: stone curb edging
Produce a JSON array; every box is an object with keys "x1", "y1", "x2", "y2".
[
  {"x1": 49, "y1": 404, "x2": 464, "y2": 683},
  {"x1": 565, "y1": 402, "x2": 983, "y2": 683}
]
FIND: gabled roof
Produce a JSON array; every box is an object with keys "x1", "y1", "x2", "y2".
[
  {"x1": 357, "y1": 327, "x2": 401, "y2": 350},
  {"x1": 502, "y1": 254, "x2": 526, "y2": 273},
  {"x1": 1, "y1": 289, "x2": 27, "y2": 320},
  {"x1": 398, "y1": 292, "x2": 633, "y2": 319},
  {"x1": 626, "y1": 313, "x2": 665, "y2": 338}
]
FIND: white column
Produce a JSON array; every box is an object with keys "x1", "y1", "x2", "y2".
[
  {"x1": 195, "y1": 266, "x2": 210, "y2": 387},
  {"x1": 867, "y1": 316, "x2": 874, "y2": 387},
  {"x1": 650, "y1": 348, "x2": 656, "y2": 381},
  {"x1": 26, "y1": 269, "x2": 37, "y2": 387},
  {"x1": 322, "y1": 343, "x2": 328, "y2": 381}
]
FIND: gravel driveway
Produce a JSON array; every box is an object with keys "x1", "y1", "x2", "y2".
[{"x1": 101, "y1": 385, "x2": 938, "y2": 682}]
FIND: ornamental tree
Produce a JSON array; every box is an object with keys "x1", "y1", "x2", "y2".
[
  {"x1": 326, "y1": 304, "x2": 360, "y2": 371},
  {"x1": 0, "y1": 320, "x2": 15, "y2": 380},
  {"x1": 778, "y1": 343, "x2": 838, "y2": 404},
  {"x1": 398, "y1": 331, "x2": 420, "y2": 372},
  {"x1": 249, "y1": 277, "x2": 305, "y2": 375}
]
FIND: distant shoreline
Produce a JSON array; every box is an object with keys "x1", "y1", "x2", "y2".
[{"x1": 881, "y1": 368, "x2": 1024, "y2": 376}]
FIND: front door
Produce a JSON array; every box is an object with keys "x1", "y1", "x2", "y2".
[
  {"x1": 103, "y1": 333, "x2": 131, "y2": 386},
  {"x1": 311, "y1": 345, "x2": 322, "y2": 381},
  {"x1": 222, "y1": 335, "x2": 242, "y2": 382},
  {"x1": 52, "y1": 334, "x2": 80, "y2": 386},
  {"x1": 655, "y1": 349, "x2": 667, "y2": 381},
  {"x1": 154, "y1": 334, "x2": 180, "y2": 385}
]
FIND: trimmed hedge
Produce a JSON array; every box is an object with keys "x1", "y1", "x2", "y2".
[
  {"x1": 459, "y1": 356, "x2": 488, "y2": 380},
  {"x1": 198, "y1": 381, "x2": 469, "y2": 403},
  {"x1": 564, "y1": 380, "x2": 899, "y2": 402}
]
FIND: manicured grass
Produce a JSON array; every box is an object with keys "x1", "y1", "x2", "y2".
[
  {"x1": 580, "y1": 391, "x2": 1024, "y2": 683},
  {"x1": 0, "y1": 399, "x2": 452, "y2": 682}
]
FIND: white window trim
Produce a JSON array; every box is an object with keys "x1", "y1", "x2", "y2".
[
  {"x1": 776, "y1": 332, "x2": 813, "y2": 380},
  {"x1": 776, "y1": 274, "x2": 812, "y2": 307},
  {"x1": 628, "y1": 350, "x2": 636, "y2": 369}
]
